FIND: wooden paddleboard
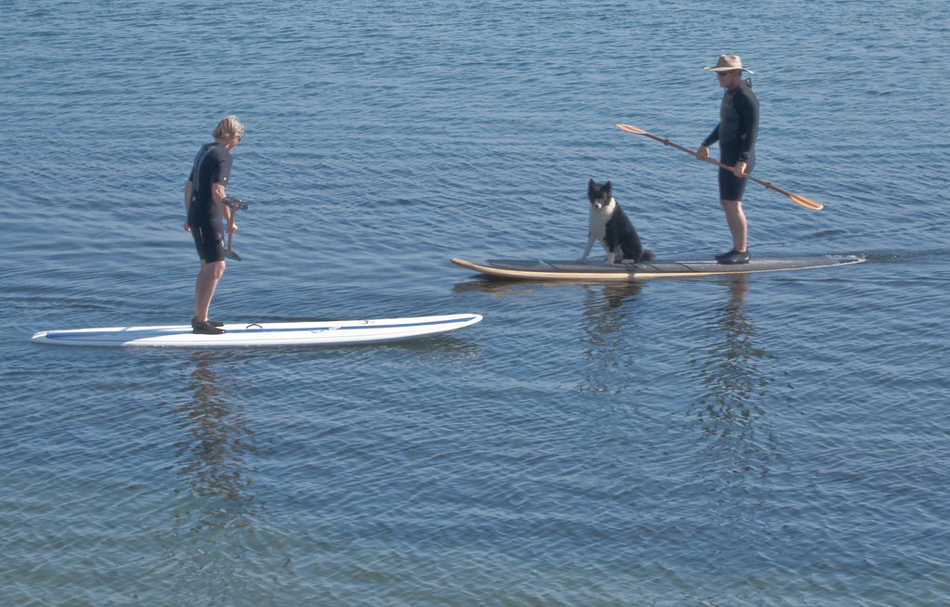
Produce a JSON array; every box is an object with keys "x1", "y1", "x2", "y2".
[
  {"x1": 451, "y1": 255, "x2": 864, "y2": 281},
  {"x1": 31, "y1": 313, "x2": 483, "y2": 348}
]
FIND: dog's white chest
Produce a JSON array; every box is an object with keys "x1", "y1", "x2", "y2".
[{"x1": 588, "y1": 198, "x2": 616, "y2": 241}]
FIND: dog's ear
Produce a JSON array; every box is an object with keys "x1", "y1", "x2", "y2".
[
  {"x1": 605, "y1": 181, "x2": 612, "y2": 195},
  {"x1": 588, "y1": 179, "x2": 596, "y2": 195}
]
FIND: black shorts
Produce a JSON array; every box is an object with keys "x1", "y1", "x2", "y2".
[
  {"x1": 718, "y1": 167, "x2": 748, "y2": 201},
  {"x1": 190, "y1": 224, "x2": 226, "y2": 262}
]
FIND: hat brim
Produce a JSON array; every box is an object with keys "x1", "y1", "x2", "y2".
[{"x1": 704, "y1": 66, "x2": 754, "y2": 74}]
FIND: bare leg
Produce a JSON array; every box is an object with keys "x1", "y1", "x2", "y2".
[
  {"x1": 720, "y1": 199, "x2": 747, "y2": 252},
  {"x1": 193, "y1": 260, "x2": 226, "y2": 321}
]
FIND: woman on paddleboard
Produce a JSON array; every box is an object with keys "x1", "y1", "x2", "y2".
[
  {"x1": 696, "y1": 55, "x2": 759, "y2": 265},
  {"x1": 184, "y1": 115, "x2": 243, "y2": 334}
]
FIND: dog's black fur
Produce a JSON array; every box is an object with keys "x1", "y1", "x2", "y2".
[{"x1": 582, "y1": 180, "x2": 654, "y2": 264}]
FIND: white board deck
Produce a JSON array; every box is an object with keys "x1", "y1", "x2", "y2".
[
  {"x1": 451, "y1": 255, "x2": 865, "y2": 281},
  {"x1": 31, "y1": 313, "x2": 483, "y2": 348}
]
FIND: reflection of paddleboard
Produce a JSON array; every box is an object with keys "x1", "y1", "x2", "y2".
[
  {"x1": 451, "y1": 255, "x2": 865, "y2": 281},
  {"x1": 32, "y1": 314, "x2": 482, "y2": 348}
]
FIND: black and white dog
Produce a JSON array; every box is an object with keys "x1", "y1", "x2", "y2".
[{"x1": 581, "y1": 179, "x2": 654, "y2": 264}]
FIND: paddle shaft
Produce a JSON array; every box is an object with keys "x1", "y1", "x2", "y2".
[
  {"x1": 640, "y1": 130, "x2": 796, "y2": 199},
  {"x1": 616, "y1": 124, "x2": 823, "y2": 210}
]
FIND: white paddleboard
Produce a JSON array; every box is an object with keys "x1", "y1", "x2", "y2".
[{"x1": 31, "y1": 313, "x2": 483, "y2": 348}]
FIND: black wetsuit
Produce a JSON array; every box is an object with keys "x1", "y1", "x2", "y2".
[
  {"x1": 187, "y1": 142, "x2": 232, "y2": 262},
  {"x1": 702, "y1": 81, "x2": 758, "y2": 200}
]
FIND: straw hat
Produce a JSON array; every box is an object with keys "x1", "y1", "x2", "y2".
[{"x1": 704, "y1": 55, "x2": 754, "y2": 74}]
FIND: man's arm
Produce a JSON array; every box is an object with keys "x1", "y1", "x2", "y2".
[
  {"x1": 184, "y1": 180, "x2": 193, "y2": 231},
  {"x1": 697, "y1": 124, "x2": 720, "y2": 160},
  {"x1": 702, "y1": 123, "x2": 720, "y2": 148},
  {"x1": 733, "y1": 92, "x2": 758, "y2": 177},
  {"x1": 735, "y1": 91, "x2": 758, "y2": 163},
  {"x1": 212, "y1": 183, "x2": 235, "y2": 233}
]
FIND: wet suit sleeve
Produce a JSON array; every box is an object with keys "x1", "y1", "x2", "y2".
[
  {"x1": 734, "y1": 89, "x2": 758, "y2": 163},
  {"x1": 702, "y1": 124, "x2": 719, "y2": 148}
]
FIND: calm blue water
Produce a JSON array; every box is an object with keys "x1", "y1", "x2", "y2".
[{"x1": 2, "y1": 1, "x2": 949, "y2": 605}]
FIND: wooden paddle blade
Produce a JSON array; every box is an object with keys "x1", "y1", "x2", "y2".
[
  {"x1": 616, "y1": 123, "x2": 648, "y2": 135},
  {"x1": 789, "y1": 193, "x2": 824, "y2": 211}
]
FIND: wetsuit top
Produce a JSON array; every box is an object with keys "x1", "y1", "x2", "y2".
[
  {"x1": 702, "y1": 81, "x2": 759, "y2": 166},
  {"x1": 187, "y1": 142, "x2": 232, "y2": 229}
]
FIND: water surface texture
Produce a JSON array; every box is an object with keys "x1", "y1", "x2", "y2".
[{"x1": 1, "y1": 1, "x2": 948, "y2": 605}]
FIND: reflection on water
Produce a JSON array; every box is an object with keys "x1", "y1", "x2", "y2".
[
  {"x1": 453, "y1": 277, "x2": 564, "y2": 299},
  {"x1": 157, "y1": 354, "x2": 279, "y2": 603},
  {"x1": 577, "y1": 282, "x2": 644, "y2": 395},
  {"x1": 453, "y1": 277, "x2": 641, "y2": 301},
  {"x1": 582, "y1": 282, "x2": 644, "y2": 334},
  {"x1": 691, "y1": 275, "x2": 777, "y2": 477},
  {"x1": 172, "y1": 353, "x2": 259, "y2": 528}
]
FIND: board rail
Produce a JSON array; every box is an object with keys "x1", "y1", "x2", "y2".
[{"x1": 451, "y1": 256, "x2": 865, "y2": 281}]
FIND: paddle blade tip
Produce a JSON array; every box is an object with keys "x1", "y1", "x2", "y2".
[
  {"x1": 616, "y1": 123, "x2": 645, "y2": 134},
  {"x1": 791, "y1": 194, "x2": 824, "y2": 210}
]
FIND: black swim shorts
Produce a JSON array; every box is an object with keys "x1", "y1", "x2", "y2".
[
  {"x1": 718, "y1": 167, "x2": 748, "y2": 201},
  {"x1": 190, "y1": 224, "x2": 226, "y2": 263}
]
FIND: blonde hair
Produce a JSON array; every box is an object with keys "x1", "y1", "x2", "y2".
[{"x1": 213, "y1": 115, "x2": 244, "y2": 140}]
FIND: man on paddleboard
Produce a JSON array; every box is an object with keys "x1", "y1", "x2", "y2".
[
  {"x1": 696, "y1": 55, "x2": 759, "y2": 265},
  {"x1": 184, "y1": 115, "x2": 243, "y2": 334}
]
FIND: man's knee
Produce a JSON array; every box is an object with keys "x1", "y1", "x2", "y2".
[
  {"x1": 721, "y1": 199, "x2": 745, "y2": 216},
  {"x1": 210, "y1": 260, "x2": 226, "y2": 280},
  {"x1": 199, "y1": 260, "x2": 226, "y2": 281}
]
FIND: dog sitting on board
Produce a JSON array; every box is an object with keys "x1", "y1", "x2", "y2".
[{"x1": 581, "y1": 179, "x2": 654, "y2": 264}]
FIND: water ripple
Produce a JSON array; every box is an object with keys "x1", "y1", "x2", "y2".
[{"x1": 2, "y1": 0, "x2": 950, "y2": 605}]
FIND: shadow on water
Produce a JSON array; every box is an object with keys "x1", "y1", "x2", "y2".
[{"x1": 689, "y1": 275, "x2": 778, "y2": 478}]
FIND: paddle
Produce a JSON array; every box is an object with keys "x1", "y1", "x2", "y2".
[
  {"x1": 222, "y1": 197, "x2": 248, "y2": 260},
  {"x1": 616, "y1": 123, "x2": 823, "y2": 210}
]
